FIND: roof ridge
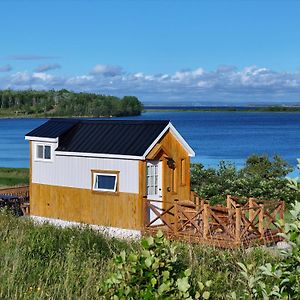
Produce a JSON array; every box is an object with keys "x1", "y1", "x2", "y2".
[
  {"x1": 78, "y1": 119, "x2": 170, "y2": 124},
  {"x1": 48, "y1": 118, "x2": 170, "y2": 124}
]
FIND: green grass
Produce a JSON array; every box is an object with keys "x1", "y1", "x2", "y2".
[
  {"x1": 0, "y1": 212, "x2": 280, "y2": 299},
  {"x1": 0, "y1": 167, "x2": 29, "y2": 187}
]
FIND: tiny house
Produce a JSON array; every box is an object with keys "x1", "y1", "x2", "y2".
[{"x1": 25, "y1": 119, "x2": 195, "y2": 234}]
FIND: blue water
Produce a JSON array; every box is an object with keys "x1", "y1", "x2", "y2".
[{"x1": 1, "y1": 112, "x2": 300, "y2": 175}]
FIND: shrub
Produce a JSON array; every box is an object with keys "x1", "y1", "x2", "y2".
[
  {"x1": 234, "y1": 200, "x2": 300, "y2": 299},
  {"x1": 99, "y1": 231, "x2": 211, "y2": 299},
  {"x1": 191, "y1": 154, "x2": 300, "y2": 205}
]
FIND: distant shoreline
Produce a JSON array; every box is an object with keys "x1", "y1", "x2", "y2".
[
  {"x1": 144, "y1": 105, "x2": 300, "y2": 113},
  {"x1": 2, "y1": 106, "x2": 300, "y2": 119}
]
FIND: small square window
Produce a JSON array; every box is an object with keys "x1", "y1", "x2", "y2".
[
  {"x1": 36, "y1": 144, "x2": 52, "y2": 160},
  {"x1": 93, "y1": 172, "x2": 118, "y2": 192},
  {"x1": 44, "y1": 146, "x2": 51, "y2": 159},
  {"x1": 37, "y1": 145, "x2": 44, "y2": 159}
]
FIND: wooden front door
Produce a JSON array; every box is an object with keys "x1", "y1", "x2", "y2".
[{"x1": 146, "y1": 160, "x2": 163, "y2": 225}]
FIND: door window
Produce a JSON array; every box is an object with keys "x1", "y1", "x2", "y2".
[{"x1": 147, "y1": 162, "x2": 159, "y2": 195}]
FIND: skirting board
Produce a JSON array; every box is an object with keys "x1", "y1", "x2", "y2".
[{"x1": 30, "y1": 215, "x2": 141, "y2": 239}]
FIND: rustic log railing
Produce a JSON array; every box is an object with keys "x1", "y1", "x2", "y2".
[
  {"x1": 0, "y1": 186, "x2": 30, "y2": 215},
  {"x1": 144, "y1": 195, "x2": 285, "y2": 248}
]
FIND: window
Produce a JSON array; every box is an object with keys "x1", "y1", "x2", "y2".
[
  {"x1": 180, "y1": 159, "x2": 186, "y2": 185},
  {"x1": 36, "y1": 144, "x2": 52, "y2": 160},
  {"x1": 147, "y1": 162, "x2": 159, "y2": 195},
  {"x1": 171, "y1": 167, "x2": 177, "y2": 193},
  {"x1": 92, "y1": 172, "x2": 118, "y2": 192}
]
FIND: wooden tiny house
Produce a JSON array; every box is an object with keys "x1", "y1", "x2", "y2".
[{"x1": 25, "y1": 119, "x2": 195, "y2": 233}]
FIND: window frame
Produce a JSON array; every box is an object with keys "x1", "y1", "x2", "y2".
[
  {"x1": 171, "y1": 166, "x2": 177, "y2": 194},
  {"x1": 34, "y1": 143, "x2": 53, "y2": 162},
  {"x1": 180, "y1": 158, "x2": 186, "y2": 186},
  {"x1": 91, "y1": 170, "x2": 119, "y2": 194}
]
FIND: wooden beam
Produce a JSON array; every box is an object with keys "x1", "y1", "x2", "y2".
[
  {"x1": 203, "y1": 203, "x2": 209, "y2": 239},
  {"x1": 235, "y1": 206, "x2": 242, "y2": 245},
  {"x1": 259, "y1": 204, "x2": 264, "y2": 238}
]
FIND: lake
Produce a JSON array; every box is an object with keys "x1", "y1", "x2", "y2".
[{"x1": 1, "y1": 112, "x2": 300, "y2": 175}]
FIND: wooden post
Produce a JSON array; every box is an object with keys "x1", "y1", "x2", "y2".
[
  {"x1": 200, "y1": 199, "x2": 205, "y2": 211},
  {"x1": 195, "y1": 196, "x2": 200, "y2": 210},
  {"x1": 227, "y1": 195, "x2": 233, "y2": 222},
  {"x1": 190, "y1": 191, "x2": 194, "y2": 202},
  {"x1": 174, "y1": 199, "x2": 179, "y2": 236},
  {"x1": 142, "y1": 196, "x2": 148, "y2": 229},
  {"x1": 235, "y1": 205, "x2": 242, "y2": 246},
  {"x1": 203, "y1": 203, "x2": 209, "y2": 240},
  {"x1": 226, "y1": 195, "x2": 232, "y2": 209},
  {"x1": 248, "y1": 198, "x2": 255, "y2": 222},
  {"x1": 259, "y1": 204, "x2": 264, "y2": 238}
]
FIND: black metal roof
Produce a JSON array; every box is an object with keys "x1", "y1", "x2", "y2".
[
  {"x1": 26, "y1": 119, "x2": 170, "y2": 156},
  {"x1": 26, "y1": 119, "x2": 80, "y2": 138}
]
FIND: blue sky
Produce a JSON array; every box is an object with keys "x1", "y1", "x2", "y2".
[{"x1": 1, "y1": 0, "x2": 300, "y2": 104}]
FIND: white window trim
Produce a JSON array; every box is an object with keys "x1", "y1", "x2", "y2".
[
  {"x1": 92, "y1": 172, "x2": 118, "y2": 192},
  {"x1": 34, "y1": 143, "x2": 54, "y2": 162}
]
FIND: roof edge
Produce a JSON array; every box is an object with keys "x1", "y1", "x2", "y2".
[
  {"x1": 25, "y1": 136, "x2": 58, "y2": 143},
  {"x1": 55, "y1": 151, "x2": 143, "y2": 160},
  {"x1": 168, "y1": 123, "x2": 195, "y2": 157},
  {"x1": 142, "y1": 122, "x2": 195, "y2": 158}
]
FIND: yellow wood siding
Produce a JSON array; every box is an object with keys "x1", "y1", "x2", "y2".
[
  {"x1": 31, "y1": 183, "x2": 142, "y2": 230},
  {"x1": 144, "y1": 129, "x2": 191, "y2": 203}
]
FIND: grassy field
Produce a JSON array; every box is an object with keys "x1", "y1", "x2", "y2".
[
  {"x1": 0, "y1": 167, "x2": 29, "y2": 187},
  {"x1": 0, "y1": 212, "x2": 280, "y2": 300}
]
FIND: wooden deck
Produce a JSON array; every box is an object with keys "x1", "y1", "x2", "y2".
[
  {"x1": 143, "y1": 194, "x2": 285, "y2": 248},
  {"x1": 0, "y1": 186, "x2": 30, "y2": 215}
]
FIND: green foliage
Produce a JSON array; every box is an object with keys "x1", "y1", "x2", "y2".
[
  {"x1": 0, "y1": 212, "x2": 281, "y2": 299},
  {"x1": 0, "y1": 167, "x2": 29, "y2": 187},
  {"x1": 99, "y1": 231, "x2": 211, "y2": 299},
  {"x1": 234, "y1": 200, "x2": 300, "y2": 299},
  {"x1": 191, "y1": 154, "x2": 299, "y2": 205},
  {"x1": 0, "y1": 212, "x2": 132, "y2": 299},
  {"x1": 0, "y1": 89, "x2": 143, "y2": 117},
  {"x1": 275, "y1": 201, "x2": 300, "y2": 298},
  {"x1": 287, "y1": 158, "x2": 300, "y2": 191},
  {"x1": 231, "y1": 262, "x2": 281, "y2": 299}
]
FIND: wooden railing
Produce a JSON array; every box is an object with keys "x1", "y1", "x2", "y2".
[
  {"x1": 0, "y1": 185, "x2": 29, "y2": 199},
  {"x1": 0, "y1": 186, "x2": 30, "y2": 215},
  {"x1": 144, "y1": 195, "x2": 285, "y2": 248}
]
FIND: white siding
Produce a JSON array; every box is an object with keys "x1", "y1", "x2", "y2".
[{"x1": 31, "y1": 142, "x2": 139, "y2": 193}]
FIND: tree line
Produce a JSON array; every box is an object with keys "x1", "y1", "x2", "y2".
[{"x1": 0, "y1": 89, "x2": 143, "y2": 117}]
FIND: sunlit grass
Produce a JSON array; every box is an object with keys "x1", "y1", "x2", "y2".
[
  {"x1": 0, "y1": 212, "x2": 281, "y2": 299},
  {"x1": 0, "y1": 167, "x2": 29, "y2": 187}
]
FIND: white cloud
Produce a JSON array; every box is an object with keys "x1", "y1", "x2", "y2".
[
  {"x1": 32, "y1": 72, "x2": 54, "y2": 81},
  {"x1": 1, "y1": 65, "x2": 300, "y2": 103},
  {"x1": 172, "y1": 67, "x2": 204, "y2": 81},
  {"x1": 35, "y1": 63, "x2": 61, "y2": 72},
  {"x1": 90, "y1": 64, "x2": 123, "y2": 77}
]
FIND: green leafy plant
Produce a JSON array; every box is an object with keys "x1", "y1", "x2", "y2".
[
  {"x1": 191, "y1": 155, "x2": 299, "y2": 205},
  {"x1": 234, "y1": 200, "x2": 300, "y2": 300},
  {"x1": 274, "y1": 201, "x2": 300, "y2": 299},
  {"x1": 99, "y1": 231, "x2": 211, "y2": 299},
  {"x1": 230, "y1": 262, "x2": 281, "y2": 300},
  {"x1": 287, "y1": 158, "x2": 300, "y2": 191}
]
